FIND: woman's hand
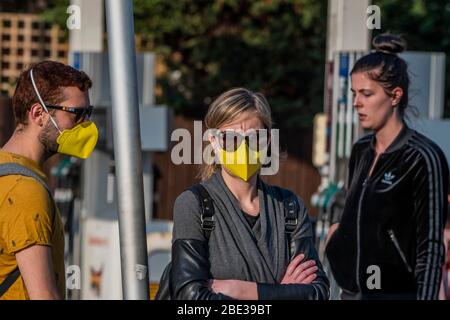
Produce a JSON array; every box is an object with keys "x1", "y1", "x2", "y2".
[
  {"x1": 210, "y1": 254, "x2": 318, "y2": 299},
  {"x1": 281, "y1": 254, "x2": 318, "y2": 284},
  {"x1": 210, "y1": 279, "x2": 257, "y2": 300}
]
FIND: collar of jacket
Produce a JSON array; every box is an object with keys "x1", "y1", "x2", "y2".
[{"x1": 369, "y1": 122, "x2": 413, "y2": 154}]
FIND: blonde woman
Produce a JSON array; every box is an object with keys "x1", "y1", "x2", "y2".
[{"x1": 169, "y1": 88, "x2": 329, "y2": 300}]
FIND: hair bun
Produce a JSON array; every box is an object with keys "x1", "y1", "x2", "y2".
[{"x1": 373, "y1": 33, "x2": 406, "y2": 55}]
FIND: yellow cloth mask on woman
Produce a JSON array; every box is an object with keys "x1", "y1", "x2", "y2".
[
  {"x1": 218, "y1": 139, "x2": 267, "y2": 182},
  {"x1": 30, "y1": 69, "x2": 98, "y2": 159}
]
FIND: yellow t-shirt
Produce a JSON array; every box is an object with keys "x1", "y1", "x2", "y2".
[{"x1": 0, "y1": 150, "x2": 65, "y2": 299}]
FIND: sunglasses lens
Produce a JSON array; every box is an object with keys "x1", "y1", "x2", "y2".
[
  {"x1": 220, "y1": 131, "x2": 242, "y2": 151},
  {"x1": 75, "y1": 106, "x2": 93, "y2": 123},
  {"x1": 86, "y1": 106, "x2": 93, "y2": 118},
  {"x1": 75, "y1": 110, "x2": 83, "y2": 123},
  {"x1": 247, "y1": 130, "x2": 269, "y2": 151},
  {"x1": 217, "y1": 129, "x2": 269, "y2": 151}
]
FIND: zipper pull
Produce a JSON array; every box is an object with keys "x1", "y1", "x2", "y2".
[{"x1": 388, "y1": 229, "x2": 394, "y2": 239}]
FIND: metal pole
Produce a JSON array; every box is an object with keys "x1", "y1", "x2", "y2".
[{"x1": 104, "y1": 0, "x2": 149, "y2": 300}]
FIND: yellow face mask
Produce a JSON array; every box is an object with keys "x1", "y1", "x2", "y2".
[
  {"x1": 56, "y1": 121, "x2": 98, "y2": 159},
  {"x1": 30, "y1": 68, "x2": 98, "y2": 159},
  {"x1": 218, "y1": 140, "x2": 266, "y2": 182}
]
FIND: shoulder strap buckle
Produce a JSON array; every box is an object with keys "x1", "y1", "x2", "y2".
[
  {"x1": 189, "y1": 184, "x2": 215, "y2": 232},
  {"x1": 200, "y1": 215, "x2": 215, "y2": 231},
  {"x1": 283, "y1": 194, "x2": 299, "y2": 234}
]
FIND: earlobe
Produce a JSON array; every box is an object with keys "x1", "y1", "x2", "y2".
[
  {"x1": 391, "y1": 88, "x2": 403, "y2": 106},
  {"x1": 29, "y1": 103, "x2": 45, "y2": 126},
  {"x1": 393, "y1": 93, "x2": 399, "y2": 106},
  {"x1": 394, "y1": 98, "x2": 400, "y2": 107}
]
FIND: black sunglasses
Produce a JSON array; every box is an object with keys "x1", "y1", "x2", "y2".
[
  {"x1": 46, "y1": 105, "x2": 94, "y2": 123},
  {"x1": 215, "y1": 129, "x2": 270, "y2": 152}
]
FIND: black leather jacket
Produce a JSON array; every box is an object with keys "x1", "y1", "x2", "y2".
[
  {"x1": 170, "y1": 188, "x2": 329, "y2": 300},
  {"x1": 170, "y1": 237, "x2": 329, "y2": 300},
  {"x1": 326, "y1": 125, "x2": 449, "y2": 299}
]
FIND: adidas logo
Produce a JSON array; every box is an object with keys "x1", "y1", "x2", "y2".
[{"x1": 381, "y1": 171, "x2": 395, "y2": 185}]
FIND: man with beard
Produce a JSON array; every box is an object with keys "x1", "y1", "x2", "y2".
[{"x1": 0, "y1": 61, "x2": 97, "y2": 299}]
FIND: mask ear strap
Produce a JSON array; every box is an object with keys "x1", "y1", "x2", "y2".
[{"x1": 29, "y1": 68, "x2": 62, "y2": 134}]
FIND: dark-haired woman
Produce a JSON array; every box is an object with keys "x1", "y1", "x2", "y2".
[{"x1": 325, "y1": 34, "x2": 449, "y2": 300}]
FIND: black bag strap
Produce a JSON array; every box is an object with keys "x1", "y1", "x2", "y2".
[
  {"x1": 188, "y1": 183, "x2": 215, "y2": 239},
  {"x1": 0, "y1": 268, "x2": 20, "y2": 297},
  {"x1": 0, "y1": 162, "x2": 55, "y2": 298},
  {"x1": 275, "y1": 187, "x2": 300, "y2": 260},
  {"x1": 283, "y1": 193, "x2": 299, "y2": 234}
]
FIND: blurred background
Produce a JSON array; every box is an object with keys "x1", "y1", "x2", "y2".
[{"x1": 0, "y1": 0, "x2": 449, "y2": 299}]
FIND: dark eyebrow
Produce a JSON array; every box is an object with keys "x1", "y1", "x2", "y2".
[{"x1": 351, "y1": 88, "x2": 373, "y2": 93}]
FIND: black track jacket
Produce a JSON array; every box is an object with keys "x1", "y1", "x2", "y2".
[{"x1": 326, "y1": 124, "x2": 449, "y2": 300}]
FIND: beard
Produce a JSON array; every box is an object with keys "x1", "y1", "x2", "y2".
[{"x1": 38, "y1": 119, "x2": 60, "y2": 158}]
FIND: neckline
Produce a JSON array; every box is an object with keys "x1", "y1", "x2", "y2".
[{"x1": 369, "y1": 123, "x2": 412, "y2": 154}]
